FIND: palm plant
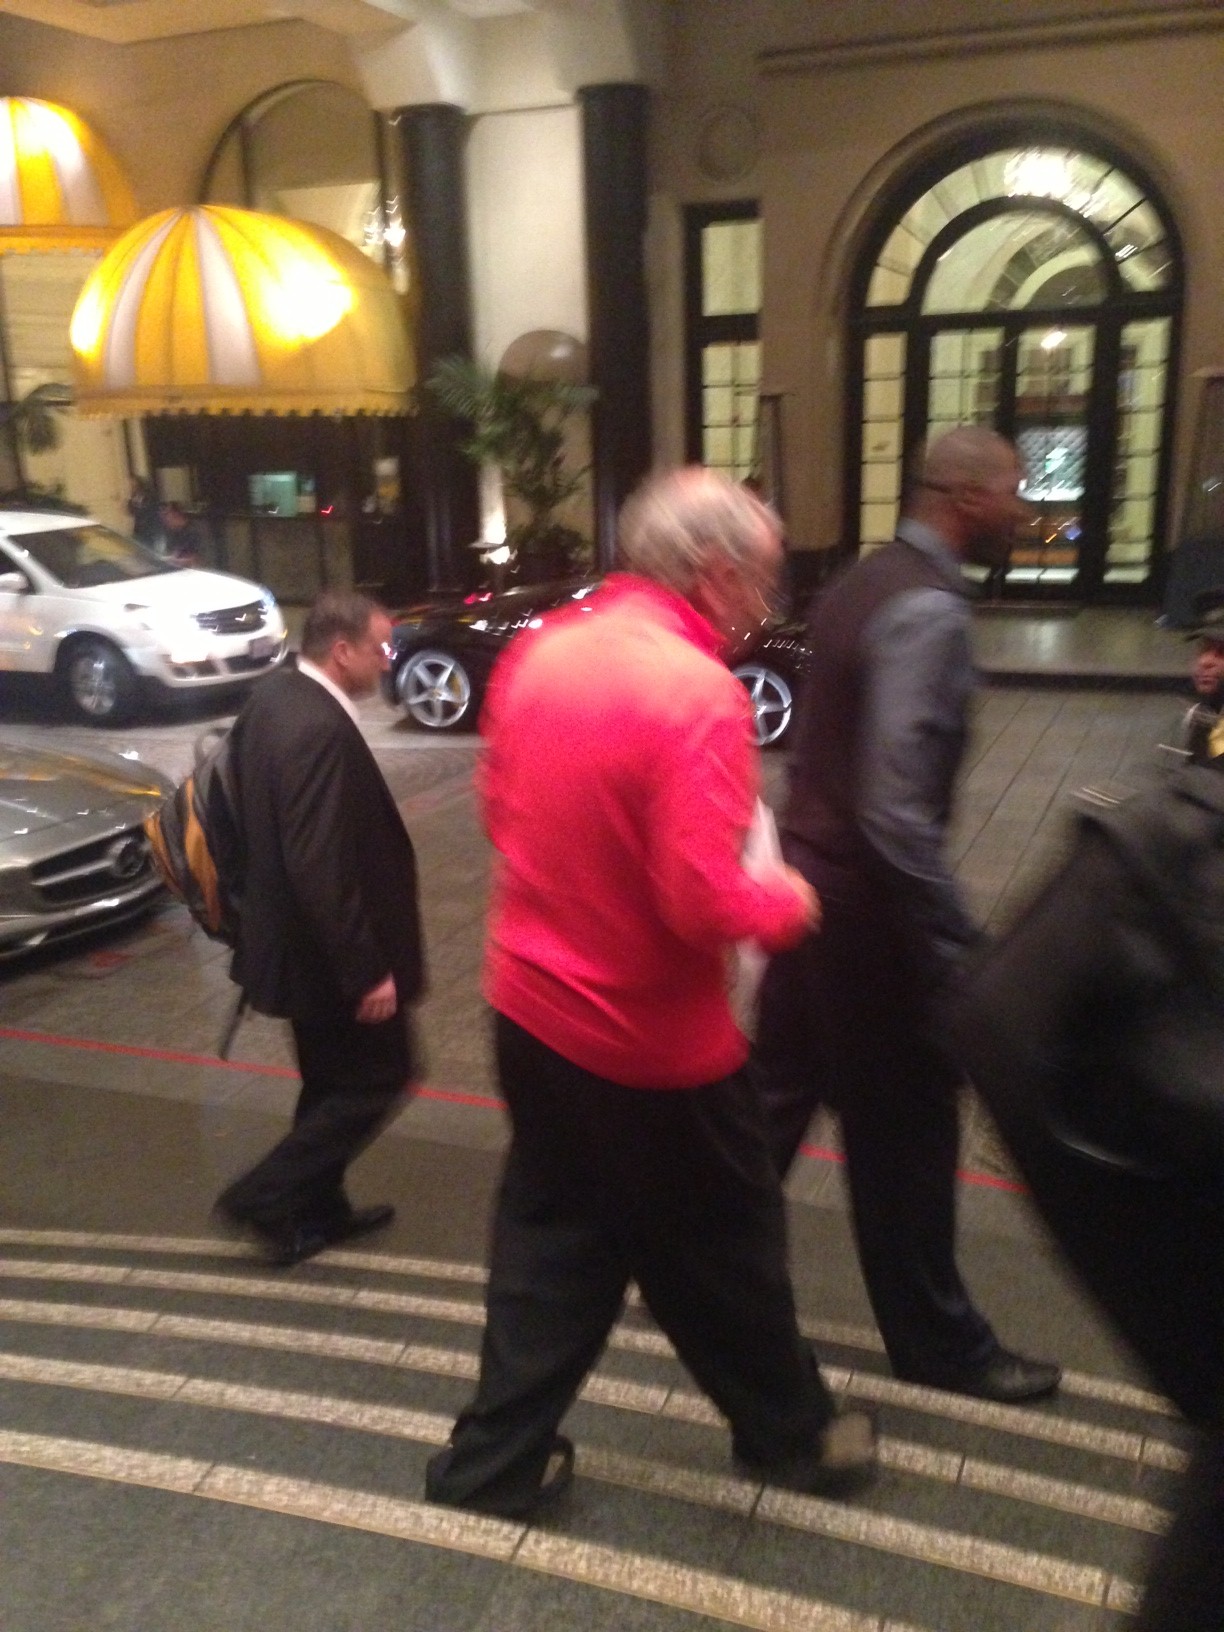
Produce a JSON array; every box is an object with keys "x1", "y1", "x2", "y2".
[
  {"x1": 0, "y1": 382, "x2": 74, "y2": 504},
  {"x1": 2, "y1": 381, "x2": 74, "y2": 454},
  {"x1": 428, "y1": 356, "x2": 596, "y2": 580}
]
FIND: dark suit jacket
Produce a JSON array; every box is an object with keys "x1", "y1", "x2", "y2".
[{"x1": 229, "y1": 666, "x2": 424, "y2": 1021}]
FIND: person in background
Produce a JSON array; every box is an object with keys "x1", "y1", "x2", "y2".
[
  {"x1": 160, "y1": 501, "x2": 204, "y2": 566},
  {"x1": 215, "y1": 590, "x2": 425, "y2": 1267},
  {"x1": 425, "y1": 467, "x2": 877, "y2": 1520},
  {"x1": 753, "y1": 426, "x2": 1063, "y2": 1405},
  {"x1": 1183, "y1": 603, "x2": 1224, "y2": 767},
  {"x1": 127, "y1": 478, "x2": 163, "y2": 553}
]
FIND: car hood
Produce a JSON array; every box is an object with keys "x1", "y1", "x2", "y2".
[
  {"x1": 393, "y1": 578, "x2": 600, "y2": 632},
  {"x1": 0, "y1": 742, "x2": 170, "y2": 840},
  {"x1": 64, "y1": 569, "x2": 270, "y2": 617}
]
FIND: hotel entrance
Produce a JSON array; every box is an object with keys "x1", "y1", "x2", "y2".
[{"x1": 849, "y1": 132, "x2": 1183, "y2": 602}]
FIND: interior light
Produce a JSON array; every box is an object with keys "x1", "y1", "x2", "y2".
[
  {"x1": 1041, "y1": 329, "x2": 1068, "y2": 351},
  {"x1": 69, "y1": 281, "x2": 106, "y2": 358},
  {"x1": 263, "y1": 262, "x2": 353, "y2": 345},
  {"x1": 1006, "y1": 151, "x2": 1072, "y2": 201},
  {"x1": 22, "y1": 100, "x2": 80, "y2": 168}
]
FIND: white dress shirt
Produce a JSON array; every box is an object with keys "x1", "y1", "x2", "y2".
[{"x1": 297, "y1": 657, "x2": 359, "y2": 725}]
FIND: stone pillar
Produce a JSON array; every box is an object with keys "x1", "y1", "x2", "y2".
[
  {"x1": 396, "y1": 103, "x2": 480, "y2": 592},
  {"x1": 578, "y1": 83, "x2": 652, "y2": 570}
]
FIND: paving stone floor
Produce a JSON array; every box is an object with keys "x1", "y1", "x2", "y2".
[{"x1": 0, "y1": 671, "x2": 1198, "y2": 1632}]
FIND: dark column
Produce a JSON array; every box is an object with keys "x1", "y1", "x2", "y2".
[
  {"x1": 0, "y1": 266, "x2": 25, "y2": 494},
  {"x1": 396, "y1": 103, "x2": 480, "y2": 592},
  {"x1": 578, "y1": 83, "x2": 653, "y2": 571}
]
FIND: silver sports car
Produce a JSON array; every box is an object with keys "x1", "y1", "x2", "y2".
[{"x1": 0, "y1": 739, "x2": 172, "y2": 957}]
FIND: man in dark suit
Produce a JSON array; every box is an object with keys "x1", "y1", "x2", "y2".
[
  {"x1": 215, "y1": 589, "x2": 425, "y2": 1266},
  {"x1": 754, "y1": 427, "x2": 1061, "y2": 1404}
]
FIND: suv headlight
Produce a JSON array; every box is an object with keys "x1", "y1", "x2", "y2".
[
  {"x1": 123, "y1": 603, "x2": 211, "y2": 664},
  {"x1": 258, "y1": 587, "x2": 284, "y2": 630}
]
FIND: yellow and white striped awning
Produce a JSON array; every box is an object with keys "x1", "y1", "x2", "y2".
[
  {"x1": 0, "y1": 97, "x2": 136, "y2": 252},
  {"x1": 70, "y1": 205, "x2": 415, "y2": 417}
]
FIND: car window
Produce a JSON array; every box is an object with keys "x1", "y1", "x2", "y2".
[{"x1": 5, "y1": 525, "x2": 181, "y2": 587}]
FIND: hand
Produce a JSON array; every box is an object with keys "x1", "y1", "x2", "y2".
[
  {"x1": 781, "y1": 865, "x2": 822, "y2": 932},
  {"x1": 356, "y1": 974, "x2": 397, "y2": 1024}
]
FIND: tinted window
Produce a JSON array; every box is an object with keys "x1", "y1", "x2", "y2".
[{"x1": 6, "y1": 525, "x2": 180, "y2": 587}]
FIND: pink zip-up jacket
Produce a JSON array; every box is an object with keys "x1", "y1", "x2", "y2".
[{"x1": 478, "y1": 574, "x2": 810, "y2": 1088}]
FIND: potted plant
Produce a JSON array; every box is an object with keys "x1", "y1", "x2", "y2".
[
  {"x1": 0, "y1": 382, "x2": 76, "y2": 505},
  {"x1": 428, "y1": 356, "x2": 596, "y2": 581}
]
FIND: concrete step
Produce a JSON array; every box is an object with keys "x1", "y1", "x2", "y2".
[{"x1": 0, "y1": 1230, "x2": 1176, "y2": 1632}]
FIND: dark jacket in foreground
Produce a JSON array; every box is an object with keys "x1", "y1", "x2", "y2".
[
  {"x1": 229, "y1": 666, "x2": 424, "y2": 1020},
  {"x1": 947, "y1": 766, "x2": 1224, "y2": 1425}
]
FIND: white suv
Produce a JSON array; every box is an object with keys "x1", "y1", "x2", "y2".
[{"x1": 0, "y1": 508, "x2": 287, "y2": 723}]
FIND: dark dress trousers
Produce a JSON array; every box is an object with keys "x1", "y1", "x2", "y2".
[
  {"x1": 219, "y1": 666, "x2": 424, "y2": 1228},
  {"x1": 754, "y1": 531, "x2": 996, "y2": 1378},
  {"x1": 424, "y1": 1015, "x2": 833, "y2": 1515}
]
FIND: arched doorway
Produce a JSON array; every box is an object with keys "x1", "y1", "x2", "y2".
[{"x1": 848, "y1": 132, "x2": 1183, "y2": 601}]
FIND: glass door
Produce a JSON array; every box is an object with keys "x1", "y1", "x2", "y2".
[
  {"x1": 916, "y1": 318, "x2": 1099, "y2": 598},
  {"x1": 1008, "y1": 323, "x2": 1095, "y2": 593}
]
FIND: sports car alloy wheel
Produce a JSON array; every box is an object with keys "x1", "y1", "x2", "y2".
[
  {"x1": 395, "y1": 648, "x2": 475, "y2": 730},
  {"x1": 733, "y1": 663, "x2": 794, "y2": 748}
]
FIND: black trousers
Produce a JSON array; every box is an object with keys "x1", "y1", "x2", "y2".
[
  {"x1": 218, "y1": 1006, "x2": 415, "y2": 1228},
  {"x1": 425, "y1": 1014, "x2": 835, "y2": 1513},
  {"x1": 753, "y1": 889, "x2": 995, "y2": 1377}
]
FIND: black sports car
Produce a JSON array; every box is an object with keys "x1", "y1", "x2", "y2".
[{"x1": 384, "y1": 580, "x2": 812, "y2": 748}]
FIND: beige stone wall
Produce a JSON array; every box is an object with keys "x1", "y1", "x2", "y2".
[
  {"x1": 654, "y1": 2, "x2": 1224, "y2": 562},
  {"x1": 467, "y1": 105, "x2": 586, "y2": 366},
  {"x1": 0, "y1": 12, "x2": 363, "y2": 211}
]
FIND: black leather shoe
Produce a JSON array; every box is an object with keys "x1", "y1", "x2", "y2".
[
  {"x1": 264, "y1": 1204, "x2": 397, "y2": 1268},
  {"x1": 734, "y1": 1409, "x2": 878, "y2": 1498},
  {"x1": 425, "y1": 1434, "x2": 575, "y2": 1520},
  {"x1": 325, "y1": 1203, "x2": 396, "y2": 1245},
  {"x1": 897, "y1": 1348, "x2": 1062, "y2": 1404},
  {"x1": 261, "y1": 1221, "x2": 331, "y2": 1268},
  {"x1": 214, "y1": 1202, "x2": 395, "y2": 1268}
]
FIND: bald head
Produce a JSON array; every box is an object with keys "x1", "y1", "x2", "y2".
[
  {"x1": 906, "y1": 426, "x2": 1026, "y2": 567},
  {"x1": 920, "y1": 426, "x2": 1019, "y2": 493}
]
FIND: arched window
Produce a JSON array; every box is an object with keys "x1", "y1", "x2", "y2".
[
  {"x1": 850, "y1": 136, "x2": 1183, "y2": 601},
  {"x1": 201, "y1": 81, "x2": 407, "y2": 293}
]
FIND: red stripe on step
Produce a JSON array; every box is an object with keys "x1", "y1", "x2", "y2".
[
  {"x1": 0, "y1": 1025, "x2": 1025, "y2": 1191},
  {"x1": 0, "y1": 1025, "x2": 504, "y2": 1113},
  {"x1": 797, "y1": 1139, "x2": 1026, "y2": 1194}
]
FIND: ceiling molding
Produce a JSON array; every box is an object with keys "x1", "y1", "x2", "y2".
[{"x1": 761, "y1": 1, "x2": 1224, "y2": 77}]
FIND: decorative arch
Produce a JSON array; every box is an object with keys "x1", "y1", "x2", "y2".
[
  {"x1": 845, "y1": 111, "x2": 1184, "y2": 601},
  {"x1": 199, "y1": 81, "x2": 406, "y2": 290}
]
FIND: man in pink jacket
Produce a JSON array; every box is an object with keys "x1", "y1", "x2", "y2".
[{"x1": 425, "y1": 468, "x2": 877, "y2": 1519}]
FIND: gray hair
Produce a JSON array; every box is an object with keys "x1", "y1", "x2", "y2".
[
  {"x1": 300, "y1": 589, "x2": 383, "y2": 661},
  {"x1": 616, "y1": 467, "x2": 777, "y2": 596}
]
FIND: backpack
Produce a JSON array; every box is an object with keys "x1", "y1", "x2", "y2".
[
  {"x1": 144, "y1": 724, "x2": 244, "y2": 948},
  {"x1": 945, "y1": 765, "x2": 1224, "y2": 1423}
]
